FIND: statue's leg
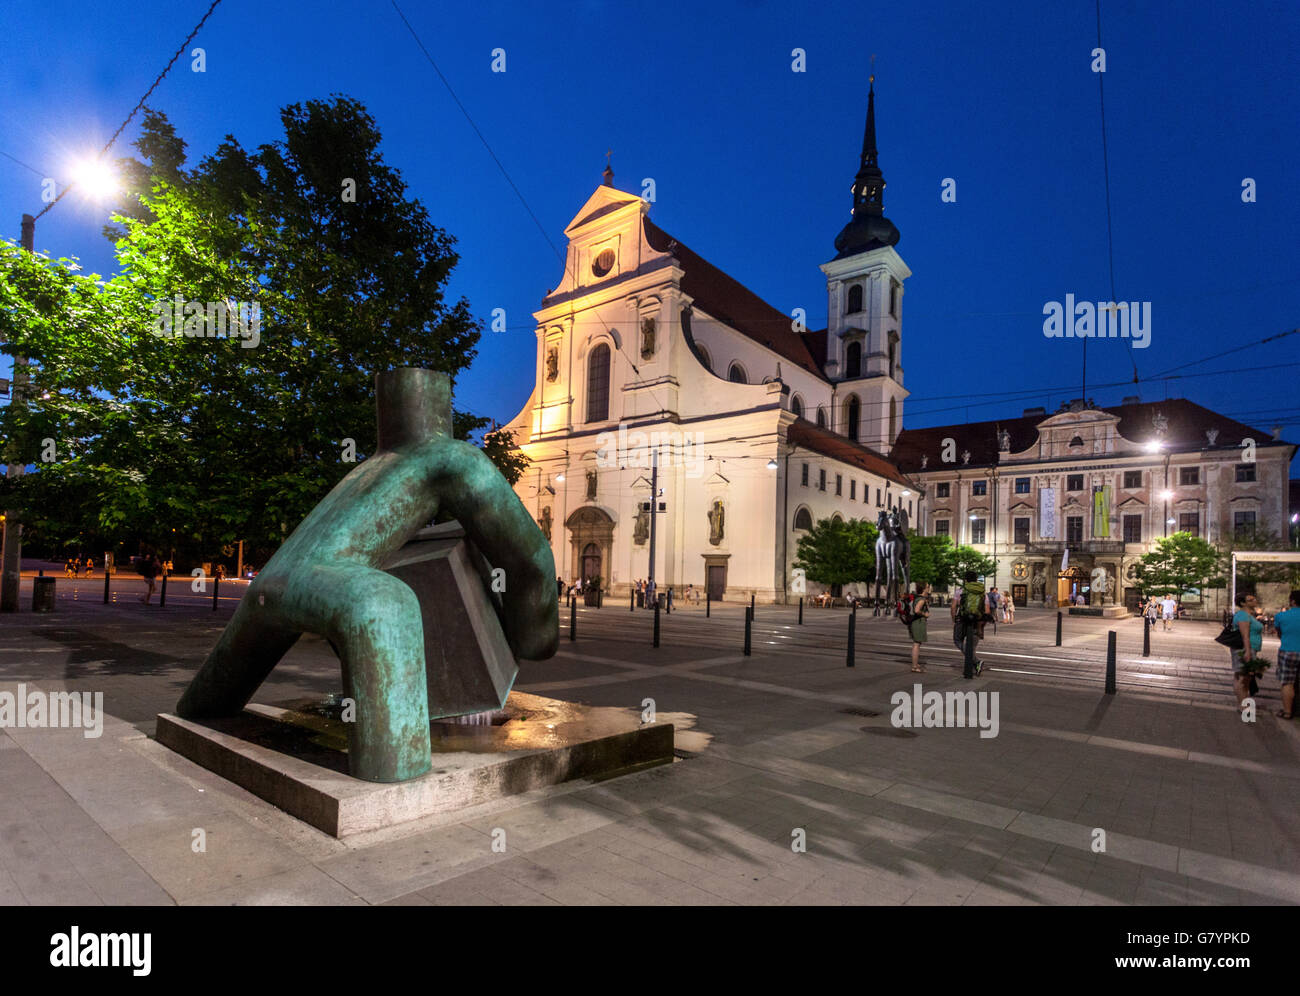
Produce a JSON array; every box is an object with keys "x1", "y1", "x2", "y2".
[
  {"x1": 305, "y1": 566, "x2": 432, "y2": 783},
  {"x1": 177, "y1": 595, "x2": 302, "y2": 718}
]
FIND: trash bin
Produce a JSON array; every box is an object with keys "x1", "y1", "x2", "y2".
[{"x1": 33, "y1": 576, "x2": 56, "y2": 613}]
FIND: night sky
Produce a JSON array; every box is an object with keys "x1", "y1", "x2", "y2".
[{"x1": 2, "y1": 0, "x2": 1297, "y2": 472}]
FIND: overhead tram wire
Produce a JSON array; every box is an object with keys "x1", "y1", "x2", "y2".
[{"x1": 32, "y1": 0, "x2": 225, "y2": 222}]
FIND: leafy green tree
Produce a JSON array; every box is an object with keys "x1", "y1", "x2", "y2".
[
  {"x1": 0, "y1": 97, "x2": 517, "y2": 567},
  {"x1": 1220, "y1": 527, "x2": 1300, "y2": 587},
  {"x1": 908, "y1": 532, "x2": 956, "y2": 589},
  {"x1": 794, "y1": 517, "x2": 877, "y2": 588},
  {"x1": 950, "y1": 544, "x2": 997, "y2": 582},
  {"x1": 481, "y1": 428, "x2": 529, "y2": 487},
  {"x1": 1134, "y1": 531, "x2": 1225, "y2": 597}
]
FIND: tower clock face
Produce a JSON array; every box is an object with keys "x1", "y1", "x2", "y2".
[{"x1": 592, "y1": 248, "x2": 616, "y2": 277}]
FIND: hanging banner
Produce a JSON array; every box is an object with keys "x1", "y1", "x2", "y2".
[
  {"x1": 1092, "y1": 485, "x2": 1112, "y2": 537},
  {"x1": 1040, "y1": 487, "x2": 1057, "y2": 539}
]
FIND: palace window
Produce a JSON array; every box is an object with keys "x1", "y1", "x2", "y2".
[
  {"x1": 1123, "y1": 514, "x2": 1142, "y2": 543},
  {"x1": 850, "y1": 480, "x2": 856, "y2": 500},
  {"x1": 1178, "y1": 512, "x2": 1199, "y2": 537},
  {"x1": 816, "y1": 407, "x2": 827, "y2": 428},
  {"x1": 1236, "y1": 463, "x2": 1256, "y2": 483},
  {"x1": 969, "y1": 518, "x2": 987, "y2": 544},
  {"x1": 876, "y1": 487, "x2": 883, "y2": 507},
  {"x1": 793, "y1": 507, "x2": 813, "y2": 531},
  {"x1": 1234, "y1": 510, "x2": 1257, "y2": 536},
  {"x1": 1066, "y1": 474, "x2": 1084, "y2": 492},
  {"x1": 1179, "y1": 466, "x2": 1200, "y2": 485},
  {"x1": 1123, "y1": 470, "x2": 1142, "y2": 489},
  {"x1": 696, "y1": 345, "x2": 712, "y2": 373},
  {"x1": 1014, "y1": 477, "x2": 1030, "y2": 494},
  {"x1": 935, "y1": 519, "x2": 950, "y2": 537},
  {"x1": 835, "y1": 474, "x2": 843, "y2": 496},
  {"x1": 1066, "y1": 516, "x2": 1084, "y2": 543},
  {"x1": 586, "y1": 344, "x2": 610, "y2": 423},
  {"x1": 801, "y1": 462, "x2": 809, "y2": 487},
  {"x1": 889, "y1": 278, "x2": 899, "y2": 317},
  {"x1": 790, "y1": 394, "x2": 804, "y2": 418},
  {"x1": 1013, "y1": 517, "x2": 1030, "y2": 544},
  {"x1": 935, "y1": 482, "x2": 950, "y2": 498},
  {"x1": 818, "y1": 469, "x2": 827, "y2": 492},
  {"x1": 971, "y1": 480, "x2": 987, "y2": 496}
]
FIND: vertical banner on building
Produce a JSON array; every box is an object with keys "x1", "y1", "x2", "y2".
[
  {"x1": 1040, "y1": 487, "x2": 1057, "y2": 539},
  {"x1": 1092, "y1": 486, "x2": 1111, "y2": 537}
]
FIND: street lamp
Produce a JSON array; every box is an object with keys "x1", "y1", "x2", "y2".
[{"x1": 1159, "y1": 489, "x2": 1174, "y2": 537}]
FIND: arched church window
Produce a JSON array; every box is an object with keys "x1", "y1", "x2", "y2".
[
  {"x1": 586, "y1": 344, "x2": 610, "y2": 423},
  {"x1": 728, "y1": 362, "x2": 747, "y2": 384},
  {"x1": 793, "y1": 507, "x2": 813, "y2": 531},
  {"x1": 696, "y1": 345, "x2": 712, "y2": 373},
  {"x1": 790, "y1": 394, "x2": 804, "y2": 418},
  {"x1": 816, "y1": 406, "x2": 827, "y2": 429},
  {"x1": 831, "y1": 513, "x2": 844, "y2": 524},
  {"x1": 846, "y1": 341, "x2": 862, "y2": 379},
  {"x1": 847, "y1": 284, "x2": 864, "y2": 314},
  {"x1": 846, "y1": 395, "x2": 860, "y2": 442}
]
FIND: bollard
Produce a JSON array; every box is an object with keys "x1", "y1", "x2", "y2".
[
  {"x1": 570, "y1": 598, "x2": 576, "y2": 641},
  {"x1": 1055, "y1": 610, "x2": 1062, "y2": 646},
  {"x1": 1142, "y1": 614, "x2": 1150, "y2": 657},
  {"x1": 743, "y1": 606, "x2": 752, "y2": 656},
  {"x1": 103, "y1": 569, "x2": 111, "y2": 604},
  {"x1": 846, "y1": 609, "x2": 856, "y2": 667},
  {"x1": 73, "y1": 587, "x2": 79, "y2": 601},
  {"x1": 631, "y1": 589, "x2": 635, "y2": 612},
  {"x1": 1106, "y1": 630, "x2": 1117, "y2": 694},
  {"x1": 667, "y1": 588, "x2": 672, "y2": 615},
  {"x1": 159, "y1": 572, "x2": 168, "y2": 608},
  {"x1": 750, "y1": 593, "x2": 755, "y2": 620},
  {"x1": 798, "y1": 596, "x2": 803, "y2": 625},
  {"x1": 653, "y1": 601, "x2": 660, "y2": 648},
  {"x1": 963, "y1": 625, "x2": 975, "y2": 679},
  {"x1": 212, "y1": 574, "x2": 220, "y2": 611},
  {"x1": 706, "y1": 589, "x2": 711, "y2": 618},
  {"x1": 39, "y1": 568, "x2": 43, "y2": 576}
]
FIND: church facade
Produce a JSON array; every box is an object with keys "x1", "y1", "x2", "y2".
[{"x1": 503, "y1": 85, "x2": 1296, "y2": 608}]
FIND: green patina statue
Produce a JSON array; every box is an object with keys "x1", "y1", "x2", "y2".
[{"x1": 176, "y1": 368, "x2": 558, "y2": 783}]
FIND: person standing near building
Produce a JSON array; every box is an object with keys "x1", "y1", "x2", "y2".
[
  {"x1": 909, "y1": 583, "x2": 931, "y2": 673},
  {"x1": 951, "y1": 572, "x2": 990, "y2": 676},
  {"x1": 1272, "y1": 590, "x2": 1300, "y2": 719},
  {"x1": 1231, "y1": 592, "x2": 1265, "y2": 707}
]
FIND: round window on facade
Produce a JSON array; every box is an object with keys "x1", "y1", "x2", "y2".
[{"x1": 592, "y1": 248, "x2": 616, "y2": 277}]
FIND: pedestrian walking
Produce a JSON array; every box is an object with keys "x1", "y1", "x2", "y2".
[
  {"x1": 951, "y1": 572, "x2": 991, "y2": 675},
  {"x1": 139, "y1": 553, "x2": 161, "y2": 604},
  {"x1": 909, "y1": 583, "x2": 931, "y2": 673},
  {"x1": 1161, "y1": 593, "x2": 1177, "y2": 631},
  {"x1": 1004, "y1": 594, "x2": 1015, "y2": 624},
  {"x1": 1272, "y1": 590, "x2": 1300, "y2": 720}
]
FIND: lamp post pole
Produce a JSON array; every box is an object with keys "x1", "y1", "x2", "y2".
[{"x1": 1, "y1": 214, "x2": 35, "y2": 611}]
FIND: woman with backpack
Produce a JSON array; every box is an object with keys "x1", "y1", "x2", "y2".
[{"x1": 909, "y1": 583, "x2": 931, "y2": 673}]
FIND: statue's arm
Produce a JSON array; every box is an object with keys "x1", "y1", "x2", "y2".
[{"x1": 429, "y1": 440, "x2": 559, "y2": 660}]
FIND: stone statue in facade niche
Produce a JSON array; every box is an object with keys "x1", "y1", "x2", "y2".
[
  {"x1": 545, "y1": 347, "x2": 558, "y2": 382},
  {"x1": 708, "y1": 500, "x2": 725, "y2": 546},
  {"x1": 586, "y1": 470, "x2": 597, "y2": 500},
  {"x1": 539, "y1": 505, "x2": 552, "y2": 540},
  {"x1": 633, "y1": 506, "x2": 649, "y2": 545},
  {"x1": 641, "y1": 317, "x2": 656, "y2": 360}
]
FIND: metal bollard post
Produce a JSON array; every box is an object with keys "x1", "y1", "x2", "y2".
[
  {"x1": 103, "y1": 569, "x2": 110, "y2": 604},
  {"x1": 653, "y1": 601, "x2": 661, "y2": 648},
  {"x1": 846, "y1": 608, "x2": 856, "y2": 667},
  {"x1": 631, "y1": 590, "x2": 635, "y2": 612},
  {"x1": 743, "y1": 606, "x2": 752, "y2": 656},
  {"x1": 798, "y1": 597, "x2": 803, "y2": 625},
  {"x1": 1106, "y1": 630, "x2": 1117, "y2": 694},
  {"x1": 1055, "y1": 610, "x2": 1062, "y2": 646},
  {"x1": 706, "y1": 589, "x2": 711, "y2": 618},
  {"x1": 159, "y1": 572, "x2": 168, "y2": 608},
  {"x1": 1142, "y1": 614, "x2": 1150, "y2": 657},
  {"x1": 570, "y1": 598, "x2": 576, "y2": 642},
  {"x1": 212, "y1": 574, "x2": 220, "y2": 611}
]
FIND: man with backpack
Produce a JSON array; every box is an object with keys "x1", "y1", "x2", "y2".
[{"x1": 951, "y1": 571, "x2": 991, "y2": 676}]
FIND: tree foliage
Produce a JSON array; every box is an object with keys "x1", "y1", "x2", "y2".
[
  {"x1": 0, "y1": 96, "x2": 515, "y2": 565},
  {"x1": 907, "y1": 532, "x2": 995, "y2": 589},
  {"x1": 1134, "y1": 531, "x2": 1225, "y2": 597},
  {"x1": 794, "y1": 517, "x2": 877, "y2": 587}
]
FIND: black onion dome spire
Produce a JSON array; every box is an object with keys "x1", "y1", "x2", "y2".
[{"x1": 834, "y1": 78, "x2": 901, "y2": 259}]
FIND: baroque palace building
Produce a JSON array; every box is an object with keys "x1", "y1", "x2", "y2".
[{"x1": 503, "y1": 84, "x2": 1296, "y2": 607}]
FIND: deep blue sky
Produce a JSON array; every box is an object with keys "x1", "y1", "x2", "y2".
[{"x1": 3, "y1": 0, "x2": 1297, "y2": 471}]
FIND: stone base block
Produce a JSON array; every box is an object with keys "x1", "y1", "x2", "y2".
[{"x1": 155, "y1": 692, "x2": 673, "y2": 838}]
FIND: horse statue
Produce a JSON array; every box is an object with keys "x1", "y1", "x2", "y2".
[
  {"x1": 873, "y1": 509, "x2": 894, "y2": 614},
  {"x1": 888, "y1": 506, "x2": 911, "y2": 598}
]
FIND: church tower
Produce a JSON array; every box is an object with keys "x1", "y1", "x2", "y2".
[{"x1": 820, "y1": 77, "x2": 910, "y2": 455}]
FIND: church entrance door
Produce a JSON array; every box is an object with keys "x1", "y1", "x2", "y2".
[
  {"x1": 581, "y1": 543, "x2": 601, "y2": 584},
  {"x1": 707, "y1": 564, "x2": 727, "y2": 602}
]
